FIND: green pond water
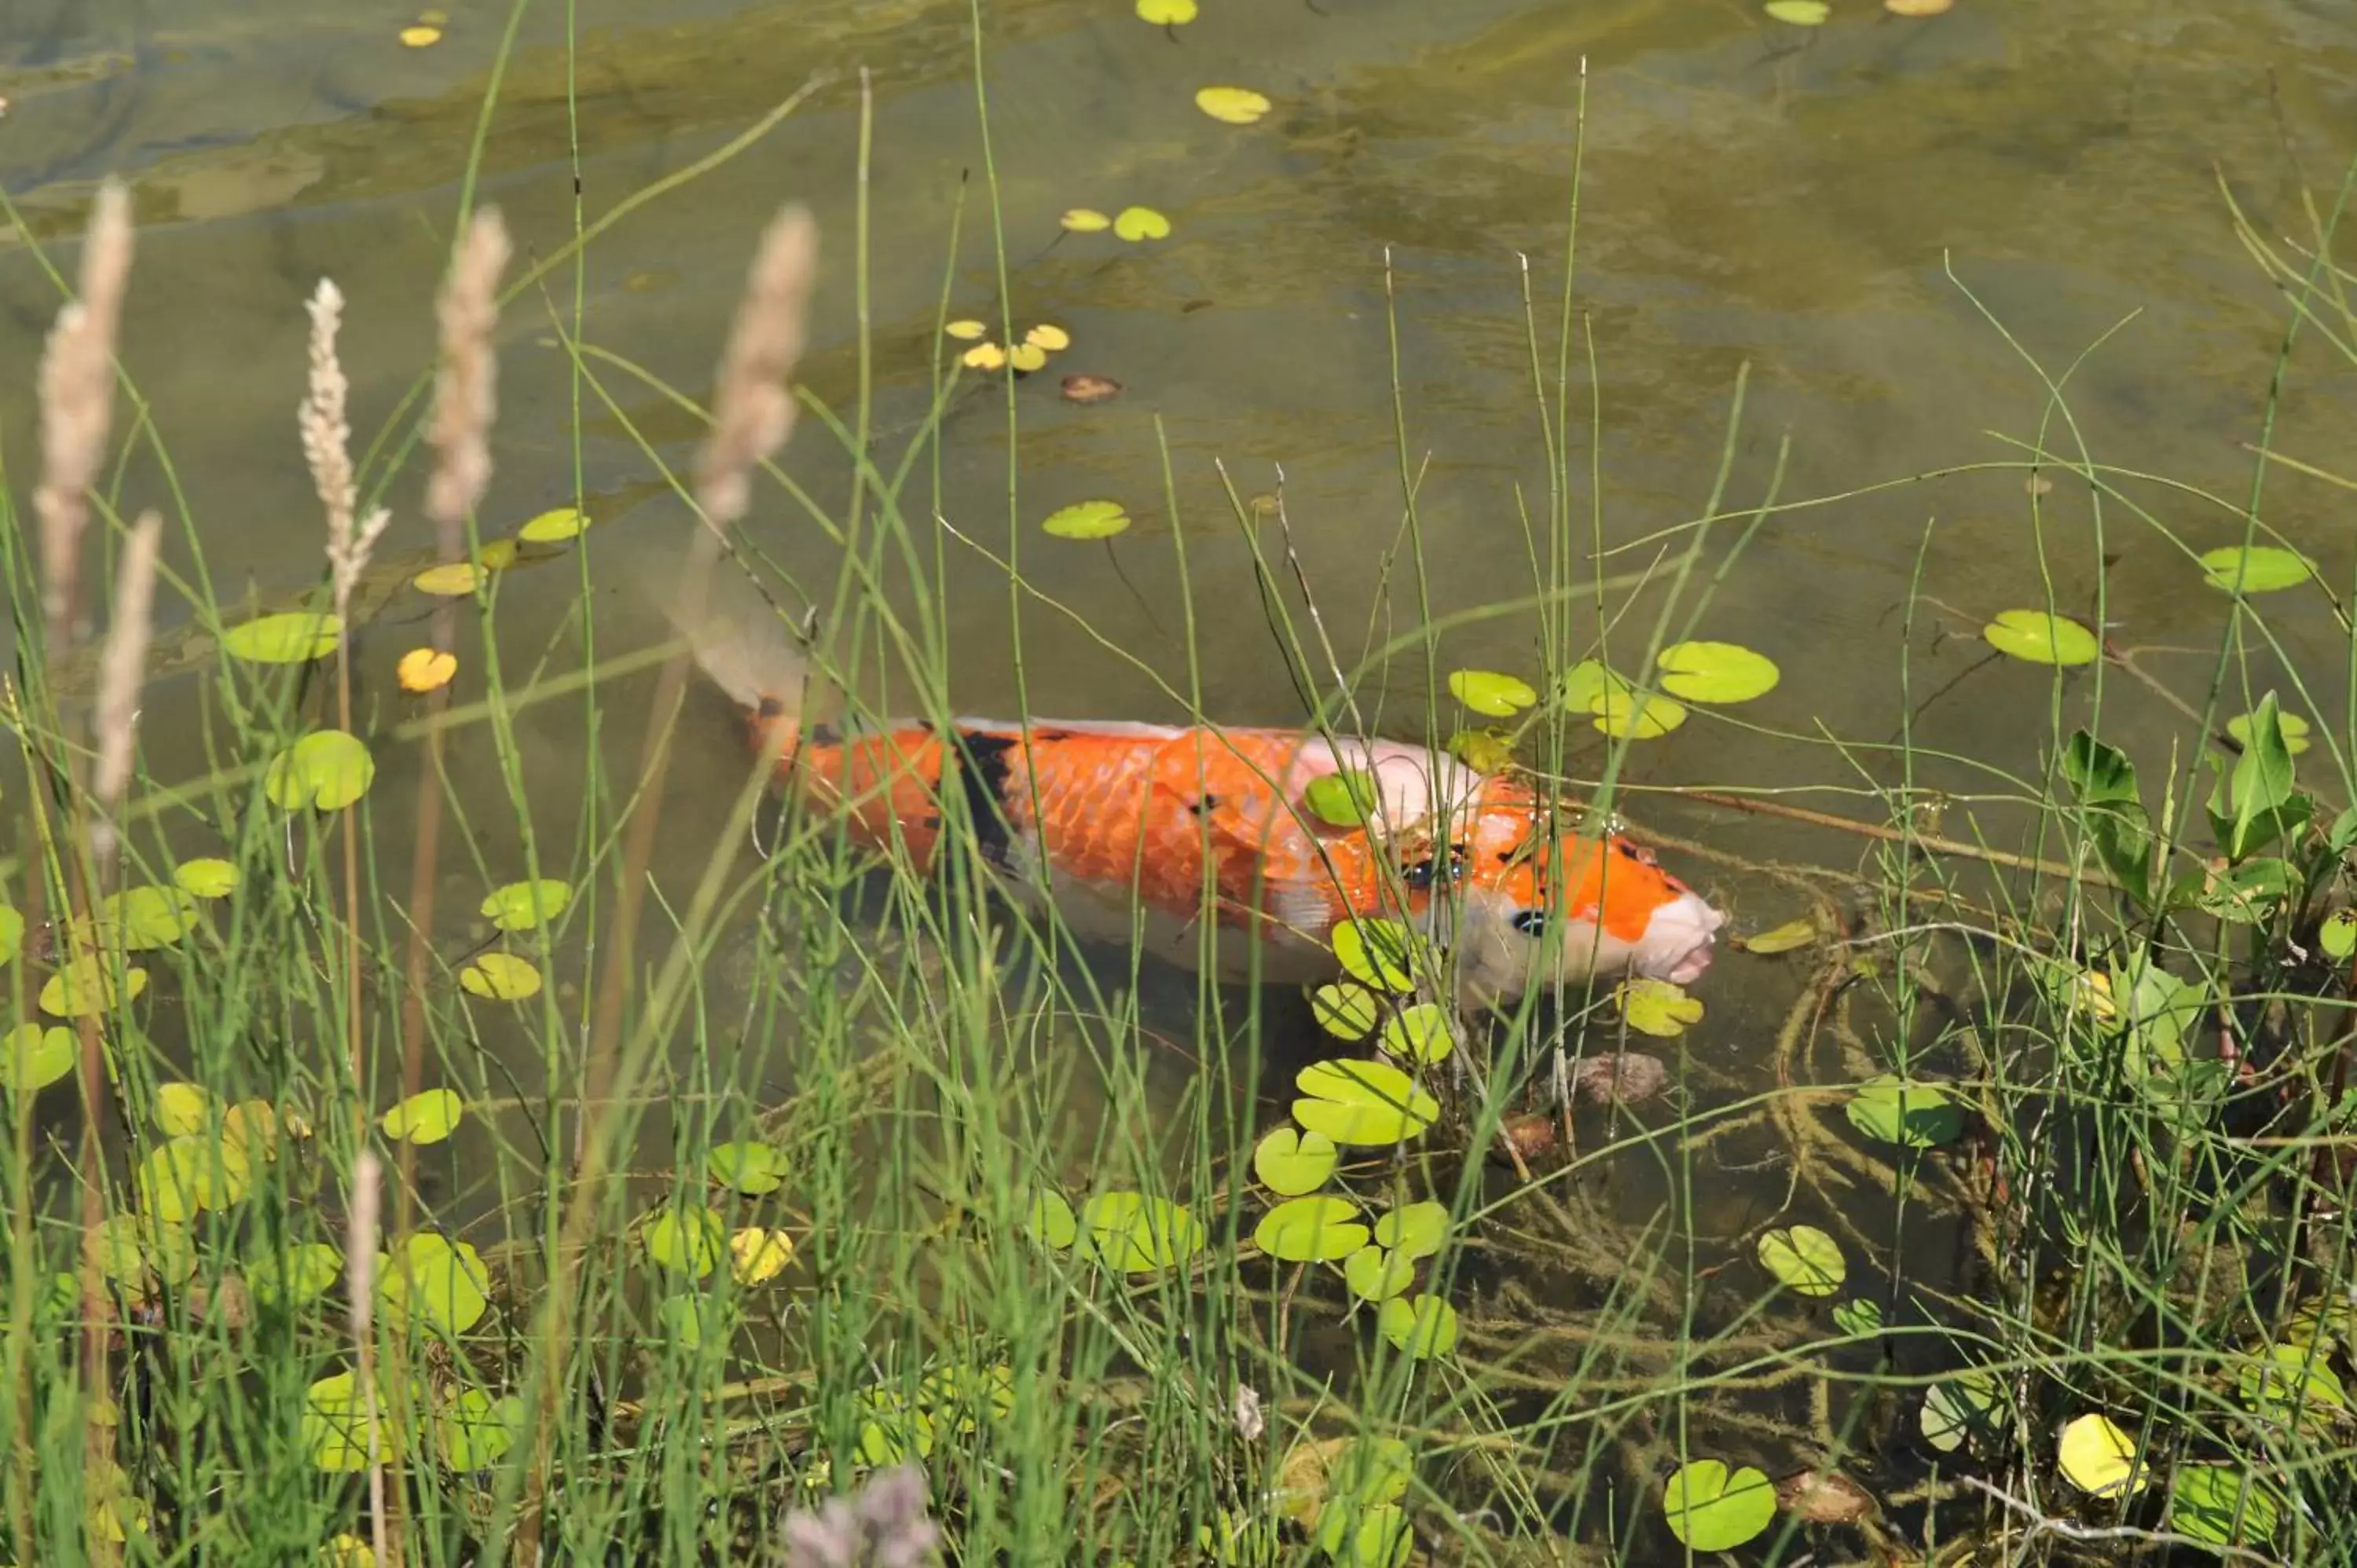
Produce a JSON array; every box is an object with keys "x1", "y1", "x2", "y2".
[{"x1": 2, "y1": 0, "x2": 2354, "y2": 1508}]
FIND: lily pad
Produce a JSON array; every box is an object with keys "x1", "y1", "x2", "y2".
[
  {"x1": 1310, "y1": 982, "x2": 1380, "y2": 1041},
  {"x1": 1332, "y1": 918, "x2": 1417, "y2": 993},
  {"x1": 1920, "y1": 1369, "x2": 2005, "y2": 1453},
  {"x1": 1372, "y1": 1201, "x2": 1448, "y2": 1259},
  {"x1": 1255, "y1": 1195, "x2": 1367, "y2": 1263},
  {"x1": 172, "y1": 859, "x2": 238, "y2": 899},
  {"x1": 643, "y1": 1207, "x2": 729, "y2": 1278},
  {"x1": 729, "y1": 1227, "x2": 797, "y2": 1284},
  {"x1": 1061, "y1": 208, "x2": 1112, "y2": 233},
  {"x1": 2, "y1": 1023, "x2": 75, "y2": 1091},
  {"x1": 517, "y1": 506, "x2": 588, "y2": 543},
  {"x1": 247, "y1": 1240, "x2": 342, "y2": 1310},
  {"x1": 97, "y1": 886, "x2": 200, "y2": 951},
  {"x1": 435, "y1": 1387, "x2": 521, "y2": 1470},
  {"x1": 222, "y1": 612, "x2": 342, "y2": 664},
  {"x1": 1041, "y1": 500, "x2": 1131, "y2": 540},
  {"x1": 707, "y1": 1141, "x2": 787, "y2": 1195},
  {"x1": 1025, "y1": 1190, "x2": 1078, "y2": 1250},
  {"x1": 153, "y1": 1082, "x2": 213, "y2": 1137},
  {"x1": 1377, "y1": 1002, "x2": 1453, "y2": 1065},
  {"x1": 479, "y1": 878, "x2": 572, "y2": 932},
  {"x1": 1343, "y1": 1244, "x2": 1417, "y2": 1302},
  {"x1": 1253, "y1": 1127, "x2": 1340, "y2": 1196},
  {"x1": 1446, "y1": 669, "x2": 1538, "y2": 718},
  {"x1": 1656, "y1": 640, "x2": 1781, "y2": 703},
  {"x1": 412, "y1": 562, "x2": 489, "y2": 597},
  {"x1": 304, "y1": 1371, "x2": 392, "y2": 1472},
  {"x1": 2168, "y1": 1466, "x2": 2282, "y2": 1547},
  {"x1": 1663, "y1": 1460, "x2": 1776, "y2": 1550},
  {"x1": 458, "y1": 953, "x2": 542, "y2": 1002},
  {"x1": 1982, "y1": 610, "x2": 2099, "y2": 667},
  {"x1": 1195, "y1": 86, "x2": 1272, "y2": 125},
  {"x1": 1375, "y1": 1292, "x2": 1458, "y2": 1358},
  {"x1": 264, "y1": 730, "x2": 376, "y2": 810},
  {"x1": 1758, "y1": 1225, "x2": 1845, "y2": 1296},
  {"x1": 1615, "y1": 978, "x2": 1703, "y2": 1038},
  {"x1": 1846, "y1": 1075, "x2": 1963, "y2": 1149},
  {"x1": 1739, "y1": 917, "x2": 1817, "y2": 954},
  {"x1": 137, "y1": 1139, "x2": 210, "y2": 1222},
  {"x1": 1591, "y1": 689, "x2": 1688, "y2": 739},
  {"x1": 40, "y1": 956, "x2": 147, "y2": 1018},
  {"x1": 2056, "y1": 1412, "x2": 2149, "y2": 1497},
  {"x1": 2322, "y1": 908, "x2": 2357, "y2": 962},
  {"x1": 2199, "y1": 544, "x2": 2314, "y2": 594},
  {"x1": 1832, "y1": 1298, "x2": 1883, "y2": 1335},
  {"x1": 1113, "y1": 206, "x2": 1171, "y2": 242},
  {"x1": 1079, "y1": 1191, "x2": 1204, "y2": 1273},
  {"x1": 2238, "y1": 1342, "x2": 2348, "y2": 1433},
  {"x1": 379, "y1": 1088, "x2": 464, "y2": 1145},
  {"x1": 1293, "y1": 1057, "x2": 1440, "y2": 1146},
  {"x1": 1763, "y1": 0, "x2": 1831, "y2": 20},
  {"x1": 1304, "y1": 771, "x2": 1379, "y2": 829},
  {"x1": 1314, "y1": 1502, "x2": 1410, "y2": 1568},
  {"x1": 377, "y1": 1233, "x2": 490, "y2": 1336}
]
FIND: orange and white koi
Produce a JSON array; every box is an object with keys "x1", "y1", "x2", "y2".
[{"x1": 680, "y1": 604, "x2": 1723, "y2": 1008}]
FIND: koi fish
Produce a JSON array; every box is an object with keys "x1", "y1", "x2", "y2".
[{"x1": 678, "y1": 600, "x2": 1723, "y2": 1008}]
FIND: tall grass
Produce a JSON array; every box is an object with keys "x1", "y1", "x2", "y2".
[{"x1": 5, "y1": 11, "x2": 2357, "y2": 1567}]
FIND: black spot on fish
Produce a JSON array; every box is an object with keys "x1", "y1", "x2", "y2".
[
  {"x1": 1033, "y1": 727, "x2": 1072, "y2": 742},
  {"x1": 1190, "y1": 794, "x2": 1222, "y2": 817},
  {"x1": 805, "y1": 720, "x2": 840, "y2": 746},
  {"x1": 756, "y1": 696, "x2": 785, "y2": 719},
  {"x1": 950, "y1": 729, "x2": 1019, "y2": 869}
]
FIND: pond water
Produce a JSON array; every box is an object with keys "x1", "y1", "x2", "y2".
[{"x1": 3, "y1": 0, "x2": 2354, "y2": 1526}]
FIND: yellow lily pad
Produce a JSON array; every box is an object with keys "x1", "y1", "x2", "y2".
[
  {"x1": 516, "y1": 505, "x2": 588, "y2": 543},
  {"x1": 154, "y1": 1082, "x2": 213, "y2": 1136},
  {"x1": 729, "y1": 1227, "x2": 797, "y2": 1284},
  {"x1": 2056, "y1": 1412, "x2": 2149, "y2": 1497},
  {"x1": 944, "y1": 318, "x2": 988, "y2": 339},
  {"x1": 458, "y1": 953, "x2": 542, "y2": 1002},
  {"x1": 379, "y1": 1088, "x2": 464, "y2": 1145},
  {"x1": 1113, "y1": 206, "x2": 1171, "y2": 241},
  {"x1": 412, "y1": 562, "x2": 489, "y2": 597},
  {"x1": 1136, "y1": 0, "x2": 1197, "y2": 20},
  {"x1": 2199, "y1": 544, "x2": 2314, "y2": 594},
  {"x1": 1060, "y1": 208, "x2": 1113, "y2": 233},
  {"x1": 1195, "y1": 86, "x2": 1273, "y2": 124},
  {"x1": 1292, "y1": 1057, "x2": 1439, "y2": 1146},
  {"x1": 41, "y1": 956, "x2": 147, "y2": 1018},
  {"x1": 1332, "y1": 918, "x2": 1418, "y2": 992},
  {"x1": 479, "y1": 878, "x2": 572, "y2": 932},
  {"x1": 1615, "y1": 977, "x2": 1703, "y2": 1037}
]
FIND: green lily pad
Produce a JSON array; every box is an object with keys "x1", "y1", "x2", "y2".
[
  {"x1": 1332, "y1": 918, "x2": 1417, "y2": 993},
  {"x1": 1740, "y1": 917, "x2": 1818, "y2": 954},
  {"x1": 2322, "y1": 909, "x2": 2357, "y2": 962},
  {"x1": 1313, "y1": 1501, "x2": 1411, "y2": 1568},
  {"x1": 1343, "y1": 1244, "x2": 1417, "y2": 1302},
  {"x1": 264, "y1": 730, "x2": 376, "y2": 811},
  {"x1": 1846, "y1": 1075, "x2": 1963, "y2": 1149},
  {"x1": 2168, "y1": 1466, "x2": 2282, "y2": 1547},
  {"x1": 1758, "y1": 1225, "x2": 1845, "y2": 1296},
  {"x1": 137, "y1": 1139, "x2": 208, "y2": 1222},
  {"x1": 1305, "y1": 771, "x2": 1379, "y2": 829},
  {"x1": 2, "y1": 1023, "x2": 75, "y2": 1091},
  {"x1": 1293, "y1": 1057, "x2": 1440, "y2": 1147},
  {"x1": 304, "y1": 1371, "x2": 389, "y2": 1472},
  {"x1": 2238, "y1": 1342, "x2": 2348, "y2": 1433},
  {"x1": 222, "y1": 611, "x2": 343, "y2": 664},
  {"x1": 379, "y1": 1088, "x2": 463, "y2": 1145},
  {"x1": 1831, "y1": 1298, "x2": 1883, "y2": 1336},
  {"x1": 643, "y1": 1207, "x2": 728, "y2": 1278},
  {"x1": 1310, "y1": 982, "x2": 1380, "y2": 1041},
  {"x1": 1663, "y1": 1459, "x2": 1776, "y2": 1550},
  {"x1": 1919, "y1": 1368, "x2": 2005, "y2": 1453},
  {"x1": 517, "y1": 506, "x2": 588, "y2": 543},
  {"x1": 1762, "y1": 0, "x2": 1830, "y2": 22},
  {"x1": 1591, "y1": 689, "x2": 1688, "y2": 739},
  {"x1": 40, "y1": 956, "x2": 146, "y2": 1018},
  {"x1": 1372, "y1": 1200, "x2": 1448, "y2": 1260},
  {"x1": 96, "y1": 886, "x2": 201, "y2": 951},
  {"x1": 1446, "y1": 669, "x2": 1538, "y2": 718},
  {"x1": 1079, "y1": 1191, "x2": 1204, "y2": 1274},
  {"x1": 248, "y1": 1241, "x2": 342, "y2": 1310},
  {"x1": 1253, "y1": 1127, "x2": 1340, "y2": 1196},
  {"x1": 435, "y1": 1387, "x2": 522, "y2": 1471},
  {"x1": 1377, "y1": 1002, "x2": 1453, "y2": 1065},
  {"x1": 1656, "y1": 640, "x2": 1780, "y2": 703},
  {"x1": 707, "y1": 1141, "x2": 787, "y2": 1196},
  {"x1": 479, "y1": 878, "x2": 573, "y2": 932},
  {"x1": 2200, "y1": 544, "x2": 2314, "y2": 594},
  {"x1": 1026, "y1": 1190, "x2": 1078, "y2": 1250},
  {"x1": 1041, "y1": 500, "x2": 1131, "y2": 540},
  {"x1": 1616, "y1": 978, "x2": 1702, "y2": 1038},
  {"x1": 1555, "y1": 659, "x2": 1622, "y2": 712},
  {"x1": 1375, "y1": 1292, "x2": 1458, "y2": 1358},
  {"x1": 172, "y1": 859, "x2": 239, "y2": 899},
  {"x1": 459, "y1": 953, "x2": 542, "y2": 1001},
  {"x1": 377, "y1": 1233, "x2": 490, "y2": 1336},
  {"x1": 1982, "y1": 610, "x2": 2099, "y2": 666},
  {"x1": 1254, "y1": 1195, "x2": 1368, "y2": 1263},
  {"x1": 0, "y1": 905, "x2": 20, "y2": 964},
  {"x1": 659, "y1": 1291, "x2": 730, "y2": 1351}
]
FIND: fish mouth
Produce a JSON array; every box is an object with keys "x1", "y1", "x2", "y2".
[{"x1": 1634, "y1": 892, "x2": 1725, "y2": 987}]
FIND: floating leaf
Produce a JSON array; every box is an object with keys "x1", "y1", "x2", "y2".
[
  {"x1": 643, "y1": 1206, "x2": 728, "y2": 1278},
  {"x1": 400, "y1": 23, "x2": 442, "y2": 46},
  {"x1": 1885, "y1": 0, "x2": 1952, "y2": 13},
  {"x1": 2057, "y1": 1412, "x2": 2149, "y2": 1497},
  {"x1": 2, "y1": 1023, "x2": 74, "y2": 1091},
  {"x1": 172, "y1": 859, "x2": 238, "y2": 899},
  {"x1": 0, "y1": 904, "x2": 20, "y2": 963},
  {"x1": 412, "y1": 562, "x2": 488, "y2": 597},
  {"x1": 1041, "y1": 499, "x2": 1131, "y2": 540},
  {"x1": 962, "y1": 342, "x2": 1008, "y2": 371},
  {"x1": 222, "y1": 612, "x2": 342, "y2": 664},
  {"x1": 1738, "y1": 917, "x2": 1817, "y2": 955},
  {"x1": 2323, "y1": 909, "x2": 2357, "y2": 962},
  {"x1": 2230, "y1": 708, "x2": 2311, "y2": 756},
  {"x1": 1663, "y1": 1460, "x2": 1777, "y2": 1550},
  {"x1": 1255, "y1": 1195, "x2": 1367, "y2": 1263},
  {"x1": 1372, "y1": 1201, "x2": 1448, "y2": 1260},
  {"x1": 41, "y1": 956, "x2": 147, "y2": 1018},
  {"x1": 1195, "y1": 86, "x2": 1272, "y2": 124},
  {"x1": 1061, "y1": 208, "x2": 1112, "y2": 233},
  {"x1": 458, "y1": 953, "x2": 542, "y2": 1002},
  {"x1": 1982, "y1": 609, "x2": 2099, "y2": 667},
  {"x1": 1310, "y1": 982, "x2": 1380, "y2": 1041},
  {"x1": 2200, "y1": 544, "x2": 2314, "y2": 594},
  {"x1": 1343, "y1": 1244, "x2": 1417, "y2": 1302},
  {"x1": 1276, "y1": 1436, "x2": 1411, "y2": 1530},
  {"x1": 264, "y1": 730, "x2": 376, "y2": 811},
  {"x1": 1377, "y1": 1002, "x2": 1453, "y2": 1065},
  {"x1": 1555, "y1": 659, "x2": 1621, "y2": 713},
  {"x1": 1657, "y1": 641, "x2": 1781, "y2": 703},
  {"x1": 1253, "y1": 1127, "x2": 1339, "y2": 1196},
  {"x1": 517, "y1": 506, "x2": 588, "y2": 543},
  {"x1": 1026, "y1": 1190, "x2": 1078, "y2": 1250},
  {"x1": 154, "y1": 1082, "x2": 212, "y2": 1137},
  {"x1": 324, "y1": 1534, "x2": 376, "y2": 1567},
  {"x1": 396, "y1": 648, "x2": 457, "y2": 693},
  {"x1": 729, "y1": 1227, "x2": 797, "y2": 1284},
  {"x1": 1920, "y1": 1369, "x2": 2005, "y2": 1453},
  {"x1": 380, "y1": 1088, "x2": 464, "y2": 1145},
  {"x1": 304, "y1": 1371, "x2": 385, "y2": 1472},
  {"x1": 1023, "y1": 323, "x2": 1071, "y2": 352},
  {"x1": 97, "y1": 885, "x2": 201, "y2": 951},
  {"x1": 222, "y1": 1099, "x2": 280, "y2": 1165},
  {"x1": 137, "y1": 1139, "x2": 209, "y2": 1222},
  {"x1": 708, "y1": 1141, "x2": 787, "y2": 1196},
  {"x1": 2168, "y1": 1466, "x2": 2282, "y2": 1548},
  {"x1": 480, "y1": 878, "x2": 572, "y2": 932},
  {"x1": 1293, "y1": 1057, "x2": 1440, "y2": 1146},
  {"x1": 659, "y1": 1291, "x2": 727, "y2": 1352},
  {"x1": 1079, "y1": 1191, "x2": 1204, "y2": 1273},
  {"x1": 1446, "y1": 669, "x2": 1537, "y2": 717},
  {"x1": 1762, "y1": 0, "x2": 1831, "y2": 23},
  {"x1": 378, "y1": 1233, "x2": 490, "y2": 1335},
  {"x1": 1376, "y1": 1293, "x2": 1458, "y2": 1358},
  {"x1": 1003, "y1": 342, "x2": 1044, "y2": 373},
  {"x1": 1846, "y1": 1075, "x2": 1963, "y2": 1149},
  {"x1": 247, "y1": 1241, "x2": 341, "y2": 1310},
  {"x1": 944, "y1": 318, "x2": 988, "y2": 340},
  {"x1": 1615, "y1": 978, "x2": 1703, "y2": 1038},
  {"x1": 1332, "y1": 918, "x2": 1417, "y2": 993},
  {"x1": 435, "y1": 1387, "x2": 520, "y2": 1471},
  {"x1": 94, "y1": 1214, "x2": 194, "y2": 1295},
  {"x1": 1592, "y1": 689, "x2": 1688, "y2": 739},
  {"x1": 1304, "y1": 770, "x2": 1379, "y2": 828},
  {"x1": 1832, "y1": 1298, "x2": 1883, "y2": 1335},
  {"x1": 1758, "y1": 1225, "x2": 1845, "y2": 1296},
  {"x1": 1113, "y1": 206, "x2": 1171, "y2": 241},
  {"x1": 2238, "y1": 1342, "x2": 2348, "y2": 1433},
  {"x1": 1314, "y1": 1503, "x2": 1410, "y2": 1568}
]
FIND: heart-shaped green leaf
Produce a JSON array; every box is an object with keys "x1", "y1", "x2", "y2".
[
  {"x1": 1254, "y1": 1195, "x2": 1367, "y2": 1263},
  {"x1": 264, "y1": 730, "x2": 376, "y2": 810},
  {"x1": 1252, "y1": 1127, "x2": 1339, "y2": 1196}
]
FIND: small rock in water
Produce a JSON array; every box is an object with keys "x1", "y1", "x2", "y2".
[
  {"x1": 1774, "y1": 1467, "x2": 1878, "y2": 1525},
  {"x1": 1498, "y1": 1112, "x2": 1557, "y2": 1164},
  {"x1": 1060, "y1": 373, "x2": 1122, "y2": 404},
  {"x1": 1572, "y1": 1052, "x2": 1667, "y2": 1106}
]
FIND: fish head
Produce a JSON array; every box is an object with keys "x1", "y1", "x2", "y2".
[{"x1": 1442, "y1": 800, "x2": 1725, "y2": 1007}]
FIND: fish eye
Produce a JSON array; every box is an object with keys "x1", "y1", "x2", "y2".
[{"x1": 1512, "y1": 909, "x2": 1547, "y2": 936}]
